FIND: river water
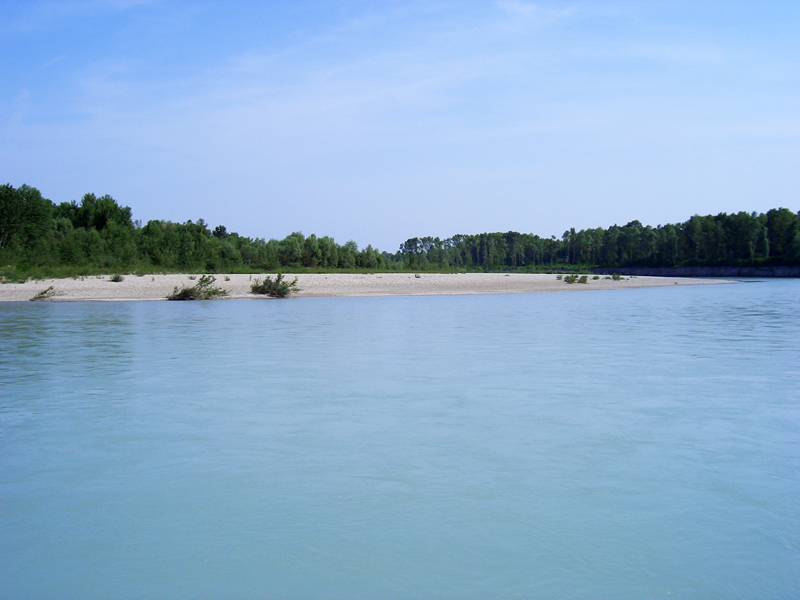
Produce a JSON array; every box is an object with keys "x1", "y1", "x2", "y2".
[{"x1": 1, "y1": 280, "x2": 799, "y2": 599}]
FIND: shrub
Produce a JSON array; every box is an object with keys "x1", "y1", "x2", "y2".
[
  {"x1": 250, "y1": 273, "x2": 298, "y2": 298},
  {"x1": 612, "y1": 273, "x2": 623, "y2": 281},
  {"x1": 578, "y1": 275, "x2": 588, "y2": 284},
  {"x1": 592, "y1": 275, "x2": 600, "y2": 280},
  {"x1": 564, "y1": 274, "x2": 579, "y2": 284},
  {"x1": 110, "y1": 274, "x2": 124, "y2": 282},
  {"x1": 167, "y1": 275, "x2": 227, "y2": 300},
  {"x1": 556, "y1": 274, "x2": 563, "y2": 280},
  {"x1": 30, "y1": 286, "x2": 55, "y2": 301}
]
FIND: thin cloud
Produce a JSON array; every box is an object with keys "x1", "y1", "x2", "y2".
[
  {"x1": 2, "y1": 0, "x2": 159, "y2": 34},
  {"x1": 42, "y1": 55, "x2": 66, "y2": 69}
]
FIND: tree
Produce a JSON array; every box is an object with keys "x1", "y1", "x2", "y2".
[{"x1": 0, "y1": 184, "x2": 24, "y2": 250}]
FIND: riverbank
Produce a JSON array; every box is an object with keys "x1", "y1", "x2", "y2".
[
  {"x1": 592, "y1": 265, "x2": 800, "y2": 278},
  {"x1": 0, "y1": 273, "x2": 731, "y2": 302}
]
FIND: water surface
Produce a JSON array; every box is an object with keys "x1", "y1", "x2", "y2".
[{"x1": 1, "y1": 281, "x2": 799, "y2": 598}]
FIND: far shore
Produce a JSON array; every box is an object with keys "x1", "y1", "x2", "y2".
[{"x1": 0, "y1": 272, "x2": 732, "y2": 302}]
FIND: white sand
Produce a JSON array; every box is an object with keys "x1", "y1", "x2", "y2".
[{"x1": 0, "y1": 272, "x2": 730, "y2": 302}]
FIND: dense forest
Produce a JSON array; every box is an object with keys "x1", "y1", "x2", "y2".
[
  {"x1": 1, "y1": 183, "x2": 799, "y2": 280},
  {"x1": 0, "y1": 184, "x2": 386, "y2": 279},
  {"x1": 393, "y1": 210, "x2": 800, "y2": 270}
]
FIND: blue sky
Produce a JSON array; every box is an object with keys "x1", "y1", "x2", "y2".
[{"x1": 2, "y1": 1, "x2": 798, "y2": 251}]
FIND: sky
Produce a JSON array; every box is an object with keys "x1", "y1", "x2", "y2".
[{"x1": 2, "y1": 1, "x2": 798, "y2": 252}]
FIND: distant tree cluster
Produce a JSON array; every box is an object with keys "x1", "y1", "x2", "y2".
[
  {"x1": 390, "y1": 211, "x2": 800, "y2": 270},
  {"x1": 0, "y1": 184, "x2": 386, "y2": 278},
  {"x1": 1, "y1": 182, "x2": 798, "y2": 279}
]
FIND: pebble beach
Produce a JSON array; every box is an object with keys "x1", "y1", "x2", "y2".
[{"x1": 0, "y1": 272, "x2": 729, "y2": 302}]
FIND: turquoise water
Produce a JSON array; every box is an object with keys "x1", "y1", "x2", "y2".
[{"x1": 1, "y1": 281, "x2": 799, "y2": 599}]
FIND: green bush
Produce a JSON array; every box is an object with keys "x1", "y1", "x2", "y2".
[
  {"x1": 564, "y1": 274, "x2": 579, "y2": 284},
  {"x1": 578, "y1": 275, "x2": 588, "y2": 284},
  {"x1": 30, "y1": 286, "x2": 55, "y2": 301},
  {"x1": 250, "y1": 273, "x2": 298, "y2": 298},
  {"x1": 167, "y1": 275, "x2": 227, "y2": 300}
]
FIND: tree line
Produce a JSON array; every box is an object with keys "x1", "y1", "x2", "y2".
[
  {"x1": 0, "y1": 184, "x2": 385, "y2": 278},
  {"x1": 392, "y1": 211, "x2": 799, "y2": 270},
  {"x1": 1, "y1": 183, "x2": 798, "y2": 279}
]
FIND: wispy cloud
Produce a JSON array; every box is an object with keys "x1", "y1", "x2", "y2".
[
  {"x1": 2, "y1": 0, "x2": 159, "y2": 35},
  {"x1": 496, "y1": 0, "x2": 581, "y2": 25},
  {"x1": 42, "y1": 55, "x2": 66, "y2": 69}
]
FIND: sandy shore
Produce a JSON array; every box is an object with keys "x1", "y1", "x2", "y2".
[{"x1": 0, "y1": 272, "x2": 730, "y2": 302}]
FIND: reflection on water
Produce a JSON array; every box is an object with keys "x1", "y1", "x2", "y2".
[{"x1": 1, "y1": 281, "x2": 799, "y2": 599}]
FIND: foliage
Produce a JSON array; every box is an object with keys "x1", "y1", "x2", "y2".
[
  {"x1": 29, "y1": 286, "x2": 55, "y2": 301},
  {"x1": 250, "y1": 273, "x2": 299, "y2": 298},
  {"x1": 390, "y1": 209, "x2": 800, "y2": 271},
  {"x1": 578, "y1": 275, "x2": 588, "y2": 284},
  {"x1": 564, "y1": 274, "x2": 579, "y2": 284},
  {"x1": 167, "y1": 275, "x2": 227, "y2": 300},
  {"x1": 110, "y1": 274, "x2": 124, "y2": 282},
  {"x1": 2, "y1": 183, "x2": 799, "y2": 279}
]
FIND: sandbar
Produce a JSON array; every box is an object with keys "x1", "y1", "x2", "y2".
[{"x1": 0, "y1": 272, "x2": 730, "y2": 302}]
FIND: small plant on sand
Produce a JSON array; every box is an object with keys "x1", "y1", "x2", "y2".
[
  {"x1": 592, "y1": 275, "x2": 600, "y2": 280},
  {"x1": 30, "y1": 286, "x2": 56, "y2": 301},
  {"x1": 556, "y1": 274, "x2": 563, "y2": 280},
  {"x1": 250, "y1": 273, "x2": 298, "y2": 298},
  {"x1": 578, "y1": 275, "x2": 588, "y2": 284},
  {"x1": 564, "y1": 274, "x2": 579, "y2": 284},
  {"x1": 612, "y1": 273, "x2": 623, "y2": 281},
  {"x1": 110, "y1": 274, "x2": 124, "y2": 282},
  {"x1": 167, "y1": 275, "x2": 227, "y2": 300},
  {"x1": 188, "y1": 275, "x2": 197, "y2": 280}
]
